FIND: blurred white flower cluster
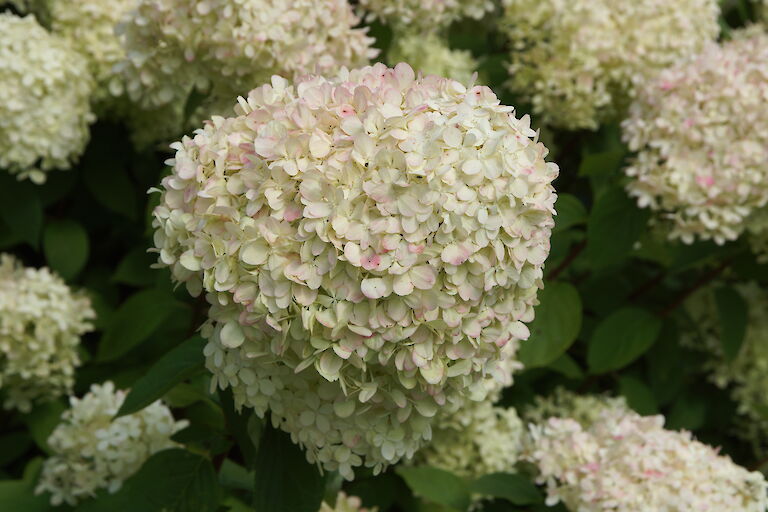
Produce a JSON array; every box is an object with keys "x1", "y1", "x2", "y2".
[
  {"x1": 320, "y1": 492, "x2": 376, "y2": 512},
  {"x1": 523, "y1": 387, "x2": 629, "y2": 427},
  {"x1": 0, "y1": 254, "x2": 94, "y2": 412},
  {"x1": 116, "y1": 0, "x2": 376, "y2": 121},
  {"x1": 388, "y1": 32, "x2": 477, "y2": 84},
  {"x1": 359, "y1": 0, "x2": 493, "y2": 30},
  {"x1": 623, "y1": 29, "x2": 768, "y2": 246},
  {"x1": 28, "y1": 0, "x2": 133, "y2": 106},
  {"x1": 416, "y1": 400, "x2": 523, "y2": 478},
  {"x1": 501, "y1": 0, "x2": 720, "y2": 130},
  {"x1": 686, "y1": 282, "x2": 768, "y2": 455},
  {"x1": 152, "y1": 62, "x2": 558, "y2": 478},
  {"x1": 0, "y1": 13, "x2": 94, "y2": 183},
  {"x1": 35, "y1": 381, "x2": 188, "y2": 506},
  {"x1": 527, "y1": 406, "x2": 768, "y2": 511}
]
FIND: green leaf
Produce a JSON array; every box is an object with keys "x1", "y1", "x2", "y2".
[
  {"x1": 43, "y1": 220, "x2": 89, "y2": 280},
  {"x1": 0, "y1": 432, "x2": 32, "y2": 467},
  {"x1": 585, "y1": 187, "x2": 650, "y2": 268},
  {"x1": 470, "y1": 473, "x2": 542, "y2": 506},
  {"x1": 518, "y1": 282, "x2": 582, "y2": 368},
  {"x1": 0, "y1": 175, "x2": 43, "y2": 249},
  {"x1": 97, "y1": 288, "x2": 179, "y2": 361},
  {"x1": 83, "y1": 147, "x2": 137, "y2": 220},
  {"x1": 253, "y1": 422, "x2": 327, "y2": 512},
  {"x1": 714, "y1": 287, "x2": 747, "y2": 361},
  {"x1": 23, "y1": 400, "x2": 66, "y2": 454},
  {"x1": 618, "y1": 375, "x2": 658, "y2": 415},
  {"x1": 553, "y1": 194, "x2": 587, "y2": 233},
  {"x1": 218, "y1": 388, "x2": 258, "y2": 469},
  {"x1": 396, "y1": 466, "x2": 470, "y2": 512},
  {"x1": 666, "y1": 392, "x2": 707, "y2": 431},
  {"x1": 0, "y1": 459, "x2": 51, "y2": 512},
  {"x1": 113, "y1": 248, "x2": 159, "y2": 287},
  {"x1": 578, "y1": 149, "x2": 624, "y2": 178},
  {"x1": 78, "y1": 449, "x2": 219, "y2": 512},
  {"x1": 588, "y1": 308, "x2": 662, "y2": 374},
  {"x1": 547, "y1": 353, "x2": 584, "y2": 380},
  {"x1": 116, "y1": 336, "x2": 205, "y2": 417}
]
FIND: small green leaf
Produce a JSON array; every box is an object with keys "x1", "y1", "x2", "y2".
[
  {"x1": 588, "y1": 308, "x2": 661, "y2": 374},
  {"x1": 78, "y1": 449, "x2": 219, "y2": 512},
  {"x1": 253, "y1": 422, "x2": 327, "y2": 512},
  {"x1": 43, "y1": 220, "x2": 89, "y2": 280},
  {"x1": 578, "y1": 149, "x2": 624, "y2": 177},
  {"x1": 547, "y1": 353, "x2": 584, "y2": 380},
  {"x1": 0, "y1": 175, "x2": 43, "y2": 249},
  {"x1": 585, "y1": 187, "x2": 650, "y2": 269},
  {"x1": 97, "y1": 288, "x2": 179, "y2": 361},
  {"x1": 470, "y1": 473, "x2": 542, "y2": 506},
  {"x1": 83, "y1": 147, "x2": 137, "y2": 220},
  {"x1": 714, "y1": 287, "x2": 747, "y2": 361},
  {"x1": 666, "y1": 392, "x2": 707, "y2": 431},
  {"x1": 0, "y1": 459, "x2": 51, "y2": 512},
  {"x1": 396, "y1": 466, "x2": 470, "y2": 511},
  {"x1": 23, "y1": 400, "x2": 66, "y2": 454},
  {"x1": 618, "y1": 375, "x2": 658, "y2": 415},
  {"x1": 553, "y1": 194, "x2": 587, "y2": 233},
  {"x1": 113, "y1": 248, "x2": 159, "y2": 287},
  {"x1": 519, "y1": 282, "x2": 582, "y2": 368},
  {"x1": 116, "y1": 336, "x2": 205, "y2": 417}
]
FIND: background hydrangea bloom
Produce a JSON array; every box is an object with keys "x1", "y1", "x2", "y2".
[
  {"x1": 623, "y1": 28, "x2": 768, "y2": 245},
  {"x1": 388, "y1": 32, "x2": 477, "y2": 84},
  {"x1": 526, "y1": 407, "x2": 768, "y2": 511},
  {"x1": 359, "y1": 0, "x2": 493, "y2": 30},
  {"x1": 523, "y1": 387, "x2": 629, "y2": 427},
  {"x1": 501, "y1": 0, "x2": 720, "y2": 130},
  {"x1": 0, "y1": 13, "x2": 94, "y2": 183},
  {"x1": 415, "y1": 400, "x2": 523, "y2": 478},
  {"x1": 320, "y1": 492, "x2": 376, "y2": 512},
  {"x1": 35, "y1": 381, "x2": 188, "y2": 506},
  {"x1": 685, "y1": 282, "x2": 768, "y2": 456},
  {"x1": 0, "y1": 254, "x2": 94, "y2": 412},
  {"x1": 116, "y1": 0, "x2": 376, "y2": 122},
  {"x1": 152, "y1": 63, "x2": 558, "y2": 478}
]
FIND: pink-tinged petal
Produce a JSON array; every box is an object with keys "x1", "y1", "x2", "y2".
[
  {"x1": 441, "y1": 243, "x2": 471, "y2": 265},
  {"x1": 393, "y1": 273, "x2": 414, "y2": 296},
  {"x1": 309, "y1": 131, "x2": 332, "y2": 158},
  {"x1": 409, "y1": 265, "x2": 436, "y2": 290}
]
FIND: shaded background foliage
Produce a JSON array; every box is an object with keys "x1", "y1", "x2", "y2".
[{"x1": 0, "y1": 0, "x2": 765, "y2": 511}]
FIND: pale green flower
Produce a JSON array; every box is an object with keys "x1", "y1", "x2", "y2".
[{"x1": 388, "y1": 31, "x2": 477, "y2": 84}]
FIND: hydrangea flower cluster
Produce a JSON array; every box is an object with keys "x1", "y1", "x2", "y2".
[
  {"x1": 415, "y1": 400, "x2": 523, "y2": 478},
  {"x1": 388, "y1": 32, "x2": 477, "y2": 84},
  {"x1": 0, "y1": 13, "x2": 94, "y2": 183},
  {"x1": 116, "y1": 0, "x2": 376, "y2": 122},
  {"x1": 523, "y1": 387, "x2": 629, "y2": 427},
  {"x1": 359, "y1": 0, "x2": 493, "y2": 30},
  {"x1": 500, "y1": 0, "x2": 720, "y2": 130},
  {"x1": 152, "y1": 63, "x2": 559, "y2": 478},
  {"x1": 623, "y1": 29, "x2": 768, "y2": 245},
  {"x1": 35, "y1": 381, "x2": 188, "y2": 506},
  {"x1": 0, "y1": 254, "x2": 94, "y2": 412},
  {"x1": 320, "y1": 492, "x2": 376, "y2": 512},
  {"x1": 527, "y1": 407, "x2": 768, "y2": 511},
  {"x1": 685, "y1": 282, "x2": 768, "y2": 455}
]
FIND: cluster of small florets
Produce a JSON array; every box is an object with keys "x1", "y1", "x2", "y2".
[
  {"x1": 28, "y1": 0, "x2": 133, "y2": 106},
  {"x1": 0, "y1": 254, "x2": 94, "y2": 412},
  {"x1": 388, "y1": 32, "x2": 477, "y2": 84},
  {"x1": 320, "y1": 492, "x2": 376, "y2": 512},
  {"x1": 523, "y1": 387, "x2": 629, "y2": 427},
  {"x1": 359, "y1": 0, "x2": 493, "y2": 30},
  {"x1": 623, "y1": 29, "x2": 768, "y2": 245},
  {"x1": 500, "y1": 0, "x2": 720, "y2": 130},
  {"x1": 685, "y1": 282, "x2": 768, "y2": 455},
  {"x1": 116, "y1": 0, "x2": 376, "y2": 122},
  {"x1": 153, "y1": 63, "x2": 558, "y2": 478},
  {"x1": 526, "y1": 407, "x2": 768, "y2": 511},
  {"x1": 35, "y1": 381, "x2": 188, "y2": 506},
  {"x1": 416, "y1": 400, "x2": 523, "y2": 478},
  {"x1": 0, "y1": 13, "x2": 94, "y2": 183}
]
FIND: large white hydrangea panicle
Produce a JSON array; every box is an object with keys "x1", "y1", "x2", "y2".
[
  {"x1": 523, "y1": 387, "x2": 629, "y2": 428},
  {"x1": 35, "y1": 381, "x2": 188, "y2": 506},
  {"x1": 0, "y1": 13, "x2": 94, "y2": 183},
  {"x1": 501, "y1": 0, "x2": 720, "y2": 130},
  {"x1": 623, "y1": 29, "x2": 768, "y2": 245},
  {"x1": 527, "y1": 407, "x2": 768, "y2": 511},
  {"x1": 388, "y1": 32, "x2": 478, "y2": 84},
  {"x1": 320, "y1": 492, "x2": 377, "y2": 512},
  {"x1": 685, "y1": 282, "x2": 768, "y2": 455},
  {"x1": 359, "y1": 0, "x2": 493, "y2": 30},
  {"x1": 116, "y1": 0, "x2": 377, "y2": 119},
  {"x1": 0, "y1": 254, "x2": 94, "y2": 412},
  {"x1": 415, "y1": 400, "x2": 524, "y2": 478},
  {"x1": 152, "y1": 63, "x2": 559, "y2": 478}
]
